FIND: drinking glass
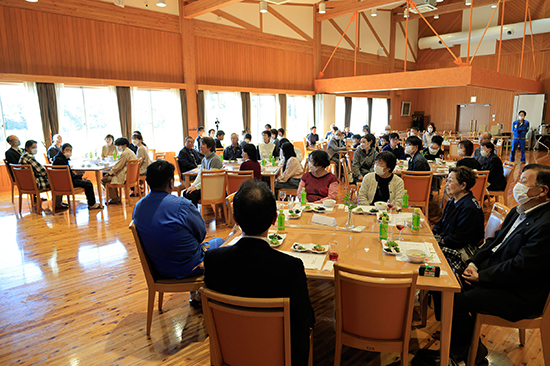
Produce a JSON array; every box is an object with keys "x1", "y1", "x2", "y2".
[
  {"x1": 279, "y1": 190, "x2": 287, "y2": 203},
  {"x1": 395, "y1": 218, "x2": 406, "y2": 240},
  {"x1": 387, "y1": 200, "x2": 395, "y2": 213},
  {"x1": 328, "y1": 240, "x2": 339, "y2": 261}
]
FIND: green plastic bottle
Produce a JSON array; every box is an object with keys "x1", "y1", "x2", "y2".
[
  {"x1": 402, "y1": 190, "x2": 409, "y2": 208},
  {"x1": 89, "y1": 152, "x2": 93, "y2": 159},
  {"x1": 412, "y1": 208, "x2": 421, "y2": 231},
  {"x1": 113, "y1": 150, "x2": 117, "y2": 160},
  {"x1": 220, "y1": 153, "x2": 224, "y2": 161},
  {"x1": 300, "y1": 188, "x2": 307, "y2": 205},
  {"x1": 277, "y1": 209, "x2": 285, "y2": 233},
  {"x1": 262, "y1": 159, "x2": 266, "y2": 167},
  {"x1": 379, "y1": 217, "x2": 388, "y2": 241}
]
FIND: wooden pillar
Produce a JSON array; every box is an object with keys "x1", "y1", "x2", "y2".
[
  {"x1": 313, "y1": 7, "x2": 322, "y2": 83},
  {"x1": 389, "y1": 14, "x2": 397, "y2": 73},
  {"x1": 180, "y1": 1, "x2": 199, "y2": 137}
]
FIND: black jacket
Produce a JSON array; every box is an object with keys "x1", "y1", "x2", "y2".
[
  {"x1": 52, "y1": 151, "x2": 81, "y2": 180},
  {"x1": 5, "y1": 147, "x2": 23, "y2": 165},
  {"x1": 223, "y1": 145, "x2": 243, "y2": 160},
  {"x1": 408, "y1": 151, "x2": 430, "y2": 171},
  {"x1": 422, "y1": 147, "x2": 444, "y2": 160},
  {"x1": 481, "y1": 153, "x2": 506, "y2": 191},
  {"x1": 215, "y1": 139, "x2": 224, "y2": 149},
  {"x1": 468, "y1": 202, "x2": 550, "y2": 320},
  {"x1": 177, "y1": 147, "x2": 204, "y2": 174},
  {"x1": 204, "y1": 237, "x2": 315, "y2": 366},
  {"x1": 456, "y1": 157, "x2": 482, "y2": 170}
]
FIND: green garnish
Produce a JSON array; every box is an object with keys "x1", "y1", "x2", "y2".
[
  {"x1": 294, "y1": 244, "x2": 306, "y2": 251},
  {"x1": 312, "y1": 244, "x2": 325, "y2": 251}
]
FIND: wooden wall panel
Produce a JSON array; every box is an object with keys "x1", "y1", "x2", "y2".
[
  {"x1": 195, "y1": 37, "x2": 313, "y2": 91},
  {"x1": 0, "y1": 6, "x2": 183, "y2": 83}
]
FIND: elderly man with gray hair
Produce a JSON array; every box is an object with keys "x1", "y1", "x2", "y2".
[{"x1": 473, "y1": 132, "x2": 492, "y2": 166}]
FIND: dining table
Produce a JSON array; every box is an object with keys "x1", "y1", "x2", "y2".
[
  {"x1": 224, "y1": 203, "x2": 460, "y2": 366},
  {"x1": 70, "y1": 159, "x2": 116, "y2": 208}
]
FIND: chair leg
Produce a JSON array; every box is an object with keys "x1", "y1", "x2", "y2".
[
  {"x1": 420, "y1": 290, "x2": 429, "y2": 328},
  {"x1": 106, "y1": 185, "x2": 110, "y2": 203},
  {"x1": 519, "y1": 328, "x2": 526, "y2": 346},
  {"x1": 146, "y1": 289, "x2": 156, "y2": 335},
  {"x1": 158, "y1": 292, "x2": 164, "y2": 311},
  {"x1": 333, "y1": 337, "x2": 342, "y2": 366},
  {"x1": 72, "y1": 194, "x2": 77, "y2": 214},
  {"x1": 541, "y1": 325, "x2": 550, "y2": 366},
  {"x1": 11, "y1": 184, "x2": 14, "y2": 203},
  {"x1": 467, "y1": 316, "x2": 483, "y2": 366},
  {"x1": 18, "y1": 194, "x2": 22, "y2": 214},
  {"x1": 309, "y1": 328, "x2": 314, "y2": 366}
]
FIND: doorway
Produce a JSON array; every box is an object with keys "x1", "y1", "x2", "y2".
[{"x1": 456, "y1": 104, "x2": 491, "y2": 133}]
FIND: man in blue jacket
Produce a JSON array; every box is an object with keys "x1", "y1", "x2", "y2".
[{"x1": 510, "y1": 110, "x2": 529, "y2": 163}]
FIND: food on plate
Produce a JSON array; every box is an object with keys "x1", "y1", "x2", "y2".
[
  {"x1": 314, "y1": 206, "x2": 325, "y2": 211},
  {"x1": 369, "y1": 208, "x2": 378, "y2": 213},
  {"x1": 269, "y1": 234, "x2": 283, "y2": 240},
  {"x1": 378, "y1": 212, "x2": 390, "y2": 221},
  {"x1": 312, "y1": 244, "x2": 326, "y2": 252},
  {"x1": 269, "y1": 237, "x2": 280, "y2": 245},
  {"x1": 288, "y1": 209, "x2": 301, "y2": 217},
  {"x1": 303, "y1": 205, "x2": 312, "y2": 211},
  {"x1": 293, "y1": 244, "x2": 307, "y2": 251},
  {"x1": 356, "y1": 208, "x2": 363, "y2": 212}
]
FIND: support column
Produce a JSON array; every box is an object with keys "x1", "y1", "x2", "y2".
[
  {"x1": 180, "y1": 1, "x2": 199, "y2": 137},
  {"x1": 389, "y1": 14, "x2": 397, "y2": 73},
  {"x1": 313, "y1": 6, "x2": 322, "y2": 82}
]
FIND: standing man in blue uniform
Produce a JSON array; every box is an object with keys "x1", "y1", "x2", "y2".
[{"x1": 510, "y1": 110, "x2": 529, "y2": 163}]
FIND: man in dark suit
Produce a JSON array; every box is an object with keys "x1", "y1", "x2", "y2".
[
  {"x1": 405, "y1": 135, "x2": 430, "y2": 171},
  {"x1": 204, "y1": 179, "x2": 315, "y2": 366},
  {"x1": 451, "y1": 164, "x2": 550, "y2": 363},
  {"x1": 5, "y1": 135, "x2": 23, "y2": 165},
  {"x1": 215, "y1": 130, "x2": 225, "y2": 149},
  {"x1": 480, "y1": 141, "x2": 506, "y2": 191},
  {"x1": 177, "y1": 137, "x2": 204, "y2": 175}
]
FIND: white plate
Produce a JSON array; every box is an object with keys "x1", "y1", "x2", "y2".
[
  {"x1": 377, "y1": 212, "x2": 391, "y2": 221},
  {"x1": 352, "y1": 206, "x2": 377, "y2": 215},
  {"x1": 292, "y1": 243, "x2": 328, "y2": 254},
  {"x1": 313, "y1": 206, "x2": 327, "y2": 213},
  {"x1": 381, "y1": 239, "x2": 401, "y2": 255},
  {"x1": 302, "y1": 205, "x2": 314, "y2": 212},
  {"x1": 292, "y1": 243, "x2": 309, "y2": 252},
  {"x1": 287, "y1": 209, "x2": 302, "y2": 219},
  {"x1": 268, "y1": 232, "x2": 286, "y2": 247},
  {"x1": 309, "y1": 245, "x2": 328, "y2": 254}
]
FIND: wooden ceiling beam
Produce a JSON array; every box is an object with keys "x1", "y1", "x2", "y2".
[
  {"x1": 267, "y1": 5, "x2": 313, "y2": 42},
  {"x1": 183, "y1": 0, "x2": 243, "y2": 19},
  {"x1": 211, "y1": 9, "x2": 260, "y2": 32},
  {"x1": 328, "y1": 19, "x2": 355, "y2": 49},
  {"x1": 360, "y1": 12, "x2": 389, "y2": 57},
  {"x1": 398, "y1": 22, "x2": 417, "y2": 62},
  {"x1": 317, "y1": 0, "x2": 403, "y2": 21},
  {"x1": 396, "y1": 0, "x2": 513, "y2": 21}
]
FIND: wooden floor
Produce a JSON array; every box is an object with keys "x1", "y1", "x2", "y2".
[{"x1": 1, "y1": 150, "x2": 548, "y2": 366}]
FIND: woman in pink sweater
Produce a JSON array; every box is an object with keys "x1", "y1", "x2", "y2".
[
  {"x1": 297, "y1": 150, "x2": 338, "y2": 203},
  {"x1": 275, "y1": 142, "x2": 303, "y2": 195}
]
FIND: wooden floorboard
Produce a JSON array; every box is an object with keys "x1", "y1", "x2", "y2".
[{"x1": 0, "y1": 150, "x2": 548, "y2": 365}]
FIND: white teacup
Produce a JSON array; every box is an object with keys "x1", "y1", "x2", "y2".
[
  {"x1": 374, "y1": 201, "x2": 388, "y2": 211},
  {"x1": 323, "y1": 199, "x2": 336, "y2": 209}
]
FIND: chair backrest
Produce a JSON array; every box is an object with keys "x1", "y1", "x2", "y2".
[
  {"x1": 200, "y1": 287, "x2": 291, "y2": 366},
  {"x1": 226, "y1": 170, "x2": 254, "y2": 195},
  {"x1": 3, "y1": 159, "x2": 16, "y2": 183},
  {"x1": 226, "y1": 192, "x2": 235, "y2": 219},
  {"x1": 401, "y1": 171, "x2": 433, "y2": 205},
  {"x1": 126, "y1": 159, "x2": 142, "y2": 185},
  {"x1": 201, "y1": 169, "x2": 227, "y2": 202},
  {"x1": 129, "y1": 221, "x2": 157, "y2": 286},
  {"x1": 485, "y1": 202, "x2": 510, "y2": 240},
  {"x1": 154, "y1": 152, "x2": 166, "y2": 161},
  {"x1": 470, "y1": 170, "x2": 490, "y2": 204},
  {"x1": 340, "y1": 158, "x2": 350, "y2": 187},
  {"x1": 334, "y1": 263, "x2": 417, "y2": 343},
  {"x1": 43, "y1": 153, "x2": 50, "y2": 164},
  {"x1": 302, "y1": 159, "x2": 309, "y2": 174},
  {"x1": 293, "y1": 140, "x2": 306, "y2": 161},
  {"x1": 173, "y1": 156, "x2": 183, "y2": 180},
  {"x1": 45, "y1": 166, "x2": 74, "y2": 194},
  {"x1": 502, "y1": 160, "x2": 515, "y2": 191},
  {"x1": 448, "y1": 141, "x2": 460, "y2": 161},
  {"x1": 347, "y1": 149, "x2": 355, "y2": 168},
  {"x1": 215, "y1": 148, "x2": 224, "y2": 157},
  {"x1": 10, "y1": 164, "x2": 40, "y2": 193}
]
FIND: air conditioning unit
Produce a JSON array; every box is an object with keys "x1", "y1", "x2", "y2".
[{"x1": 409, "y1": 0, "x2": 437, "y2": 14}]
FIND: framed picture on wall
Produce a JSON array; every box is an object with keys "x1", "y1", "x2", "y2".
[{"x1": 401, "y1": 101, "x2": 411, "y2": 117}]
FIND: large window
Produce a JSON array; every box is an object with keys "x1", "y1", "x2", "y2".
[
  {"x1": 0, "y1": 83, "x2": 44, "y2": 158},
  {"x1": 131, "y1": 88, "x2": 184, "y2": 152},
  {"x1": 204, "y1": 92, "x2": 244, "y2": 147},
  {"x1": 371, "y1": 98, "x2": 390, "y2": 135},
  {"x1": 335, "y1": 96, "x2": 346, "y2": 129},
  {"x1": 58, "y1": 86, "x2": 121, "y2": 158},
  {"x1": 350, "y1": 97, "x2": 369, "y2": 135},
  {"x1": 251, "y1": 94, "x2": 277, "y2": 143},
  {"x1": 286, "y1": 95, "x2": 313, "y2": 142}
]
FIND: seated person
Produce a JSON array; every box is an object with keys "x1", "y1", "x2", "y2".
[
  {"x1": 405, "y1": 136, "x2": 430, "y2": 171},
  {"x1": 480, "y1": 141, "x2": 506, "y2": 191},
  {"x1": 307, "y1": 126, "x2": 319, "y2": 148},
  {"x1": 456, "y1": 139, "x2": 482, "y2": 170},
  {"x1": 279, "y1": 138, "x2": 302, "y2": 162},
  {"x1": 450, "y1": 164, "x2": 550, "y2": 364},
  {"x1": 132, "y1": 133, "x2": 152, "y2": 176},
  {"x1": 422, "y1": 135, "x2": 445, "y2": 160},
  {"x1": 257, "y1": 130, "x2": 278, "y2": 161},
  {"x1": 473, "y1": 132, "x2": 492, "y2": 165},
  {"x1": 265, "y1": 123, "x2": 272, "y2": 130},
  {"x1": 379, "y1": 134, "x2": 390, "y2": 150},
  {"x1": 5, "y1": 135, "x2": 23, "y2": 165},
  {"x1": 423, "y1": 123, "x2": 436, "y2": 148},
  {"x1": 204, "y1": 179, "x2": 315, "y2": 366},
  {"x1": 297, "y1": 150, "x2": 338, "y2": 203},
  {"x1": 47, "y1": 134, "x2": 63, "y2": 163},
  {"x1": 178, "y1": 136, "x2": 204, "y2": 174},
  {"x1": 101, "y1": 134, "x2": 116, "y2": 159},
  {"x1": 52, "y1": 143, "x2": 101, "y2": 210},
  {"x1": 271, "y1": 128, "x2": 279, "y2": 147},
  {"x1": 352, "y1": 134, "x2": 377, "y2": 182},
  {"x1": 382, "y1": 132, "x2": 405, "y2": 160},
  {"x1": 101, "y1": 137, "x2": 138, "y2": 205},
  {"x1": 384, "y1": 125, "x2": 392, "y2": 136},
  {"x1": 275, "y1": 142, "x2": 303, "y2": 195},
  {"x1": 134, "y1": 160, "x2": 224, "y2": 281},
  {"x1": 325, "y1": 123, "x2": 336, "y2": 140},
  {"x1": 240, "y1": 133, "x2": 252, "y2": 148},
  {"x1": 327, "y1": 130, "x2": 346, "y2": 163},
  {"x1": 358, "y1": 152, "x2": 404, "y2": 208},
  {"x1": 241, "y1": 129, "x2": 247, "y2": 139},
  {"x1": 343, "y1": 126, "x2": 353, "y2": 139},
  {"x1": 208, "y1": 128, "x2": 216, "y2": 138},
  {"x1": 223, "y1": 133, "x2": 243, "y2": 160},
  {"x1": 215, "y1": 130, "x2": 225, "y2": 149},
  {"x1": 240, "y1": 143, "x2": 262, "y2": 179},
  {"x1": 409, "y1": 126, "x2": 421, "y2": 138},
  {"x1": 128, "y1": 130, "x2": 143, "y2": 154},
  {"x1": 277, "y1": 128, "x2": 285, "y2": 139},
  {"x1": 20, "y1": 139, "x2": 50, "y2": 191},
  {"x1": 351, "y1": 134, "x2": 361, "y2": 149},
  {"x1": 362, "y1": 125, "x2": 370, "y2": 135},
  {"x1": 433, "y1": 166, "x2": 484, "y2": 272},
  {"x1": 195, "y1": 126, "x2": 206, "y2": 151},
  {"x1": 183, "y1": 137, "x2": 224, "y2": 207}
]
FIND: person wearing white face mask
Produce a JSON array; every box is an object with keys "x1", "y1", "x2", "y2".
[
  {"x1": 480, "y1": 141, "x2": 506, "y2": 191},
  {"x1": 52, "y1": 143, "x2": 100, "y2": 210},
  {"x1": 422, "y1": 123, "x2": 436, "y2": 148},
  {"x1": 297, "y1": 150, "x2": 338, "y2": 203},
  {"x1": 101, "y1": 137, "x2": 137, "y2": 204},
  {"x1": 5, "y1": 135, "x2": 23, "y2": 165},
  {"x1": 405, "y1": 136, "x2": 430, "y2": 171},
  {"x1": 422, "y1": 135, "x2": 444, "y2": 160},
  {"x1": 19, "y1": 140, "x2": 50, "y2": 193},
  {"x1": 510, "y1": 110, "x2": 529, "y2": 163},
  {"x1": 358, "y1": 151, "x2": 404, "y2": 207},
  {"x1": 450, "y1": 164, "x2": 550, "y2": 364},
  {"x1": 352, "y1": 134, "x2": 377, "y2": 183}
]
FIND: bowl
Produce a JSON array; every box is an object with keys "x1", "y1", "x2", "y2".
[
  {"x1": 374, "y1": 201, "x2": 388, "y2": 211},
  {"x1": 406, "y1": 250, "x2": 428, "y2": 264},
  {"x1": 323, "y1": 199, "x2": 336, "y2": 209}
]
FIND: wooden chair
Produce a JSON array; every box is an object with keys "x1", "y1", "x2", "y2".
[
  {"x1": 467, "y1": 292, "x2": 550, "y2": 366},
  {"x1": 105, "y1": 159, "x2": 142, "y2": 204},
  {"x1": 302, "y1": 159, "x2": 309, "y2": 174},
  {"x1": 200, "y1": 169, "x2": 228, "y2": 224},
  {"x1": 129, "y1": 221, "x2": 204, "y2": 335},
  {"x1": 45, "y1": 166, "x2": 85, "y2": 214},
  {"x1": 294, "y1": 140, "x2": 306, "y2": 162},
  {"x1": 171, "y1": 156, "x2": 186, "y2": 196},
  {"x1": 3, "y1": 159, "x2": 18, "y2": 203},
  {"x1": 334, "y1": 263, "x2": 418, "y2": 366},
  {"x1": 43, "y1": 153, "x2": 51, "y2": 164},
  {"x1": 225, "y1": 192, "x2": 236, "y2": 226},
  {"x1": 215, "y1": 148, "x2": 224, "y2": 158},
  {"x1": 401, "y1": 171, "x2": 433, "y2": 217},
  {"x1": 10, "y1": 164, "x2": 50, "y2": 214},
  {"x1": 484, "y1": 202, "x2": 510, "y2": 240},
  {"x1": 470, "y1": 170, "x2": 490, "y2": 204},
  {"x1": 226, "y1": 170, "x2": 254, "y2": 195},
  {"x1": 340, "y1": 157, "x2": 350, "y2": 188},
  {"x1": 200, "y1": 287, "x2": 310, "y2": 366},
  {"x1": 487, "y1": 161, "x2": 515, "y2": 207},
  {"x1": 154, "y1": 152, "x2": 166, "y2": 161},
  {"x1": 447, "y1": 141, "x2": 461, "y2": 161}
]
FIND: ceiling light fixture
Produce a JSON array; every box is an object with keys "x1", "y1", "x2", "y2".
[
  {"x1": 465, "y1": 0, "x2": 472, "y2": 5},
  {"x1": 403, "y1": 8, "x2": 408, "y2": 18},
  {"x1": 26, "y1": 0, "x2": 38, "y2": 2},
  {"x1": 491, "y1": 3, "x2": 497, "y2": 8},
  {"x1": 260, "y1": 0, "x2": 268, "y2": 13},
  {"x1": 370, "y1": 8, "x2": 377, "y2": 16},
  {"x1": 156, "y1": 0, "x2": 166, "y2": 7},
  {"x1": 436, "y1": 0, "x2": 444, "y2": 2},
  {"x1": 434, "y1": 14, "x2": 439, "y2": 19},
  {"x1": 319, "y1": 2, "x2": 326, "y2": 14}
]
